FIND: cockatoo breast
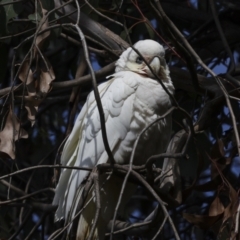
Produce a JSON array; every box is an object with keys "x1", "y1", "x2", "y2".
[{"x1": 109, "y1": 71, "x2": 173, "y2": 165}]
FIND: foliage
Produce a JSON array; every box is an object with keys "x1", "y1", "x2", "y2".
[{"x1": 0, "y1": 0, "x2": 240, "y2": 239}]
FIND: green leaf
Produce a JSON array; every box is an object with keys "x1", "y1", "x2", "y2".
[
  {"x1": 28, "y1": 12, "x2": 42, "y2": 24},
  {"x1": 0, "y1": 0, "x2": 24, "y2": 34},
  {"x1": 27, "y1": 1, "x2": 43, "y2": 24},
  {"x1": 0, "y1": 0, "x2": 23, "y2": 22}
]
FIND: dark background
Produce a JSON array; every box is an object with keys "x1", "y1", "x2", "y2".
[{"x1": 0, "y1": 0, "x2": 240, "y2": 239}]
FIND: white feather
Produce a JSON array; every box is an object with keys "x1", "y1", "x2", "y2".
[{"x1": 53, "y1": 39, "x2": 175, "y2": 239}]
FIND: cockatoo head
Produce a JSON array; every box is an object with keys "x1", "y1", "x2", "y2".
[{"x1": 115, "y1": 39, "x2": 170, "y2": 82}]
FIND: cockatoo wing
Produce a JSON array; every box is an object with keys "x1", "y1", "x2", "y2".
[
  {"x1": 53, "y1": 80, "x2": 112, "y2": 220},
  {"x1": 53, "y1": 72, "x2": 140, "y2": 221}
]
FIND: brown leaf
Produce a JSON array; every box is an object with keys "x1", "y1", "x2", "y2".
[
  {"x1": 18, "y1": 61, "x2": 36, "y2": 96},
  {"x1": 209, "y1": 196, "x2": 225, "y2": 217},
  {"x1": 14, "y1": 95, "x2": 42, "y2": 125},
  {"x1": 25, "y1": 103, "x2": 38, "y2": 125},
  {"x1": 222, "y1": 182, "x2": 238, "y2": 223},
  {"x1": 39, "y1": 64, "x2": 55, "y2": 94},
  {"x1": 184, "y1": 180, "x2": 238, "y2": 237},
  {"x1": 183, "y1": 212, "x2": 223, "y2": 229},
  {"x1": 0, "y1": 109, "x2": 28, "y2": 159},
  {"x1": 24, "y1": 96, "x2": 42, "y2": 126},
  {"x1": 216, "y1": 182, "x2": 238, "y2": 238},
  {"x1": 18, "y1": 61, "x2": 40, "y2": 125}
]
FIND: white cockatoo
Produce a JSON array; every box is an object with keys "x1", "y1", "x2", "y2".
[{"x1": 53, "y1": 39, "x2": 174, "y2": 239}]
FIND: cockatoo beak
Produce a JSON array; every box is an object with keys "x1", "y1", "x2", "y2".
[
  {"x1": 126, "y1": 56, "x2": 161, "y2": 78},
  {"x1": 140, "y1": 56, "x2": 161, "y2": 77},
  {"x1": 150, "y1": 57, "x2": 161, "y2": 72}
]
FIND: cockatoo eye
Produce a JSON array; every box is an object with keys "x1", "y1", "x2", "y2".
[{"x1": 136, "y1": 56, "x2": 143, "y2": 64}]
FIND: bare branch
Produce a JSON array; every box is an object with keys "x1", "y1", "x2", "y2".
[{"x1": 0, "y1": 165, "x2": 92, "y2": 181}]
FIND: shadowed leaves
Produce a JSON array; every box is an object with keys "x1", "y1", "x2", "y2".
[
  {"x1": 18, "y1": 59, "x2": 55, "y2": 125},
  {"x1": 183, "y1": 178, "x2": 238, "y2": 237},
  {"x1": 211, "y1": 139, "x2": 231, "y2": 179},
  {"x1": 0, "y1": 108, "x2": 28, "y2": 159}
]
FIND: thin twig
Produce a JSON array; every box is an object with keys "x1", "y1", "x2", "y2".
[
  {"x1": 130, "y1": 45, "x2": 195, "y2": 135},
  {"x1": 87, "y1": 171, "x2": 101, "y2": 240},
  {"x1": 130, "y1": 107, "x2": 176, "y2": 165},
  {"x1": 110, "y1": 107, "x2": 176, "y2": 239},
  {"x1": 0, "y1": 0, "x2": 25, "y2": 6},
  {"x1": 49, "y1": 193, "x2": 94, "y2": 240},
  {"x1": 152, "y1": 215, "x2": 168, "y2": 240},
  {"x1": 25, "y1": 213, "x2": 47, "y2": 240},
  {"x1": 105, "y1": 220, "x2": 152, "y2": 236},
  {"x1": 209, "y1": 0, "x2": 236, "y2": 74},
  {"x1": 0, "y1": 188, "x2": 55, "y2": 205},
  {"x1": 0, "y1": 179, "x2": 26, "y2": 196},
  {"x1": 84, "y1": 34, "x2": 120, "y2": 57},
  {"x1": 19, "y1": 154, "x2": 51, "y2": 225},
  {"x1": 73, "y1": 23, "x2": 115, "y2": 164},
  {"x1": 60, "y1": 33, "x2": 107, "y2": 56},
  {"x1": 154, "y1": 0, "x2": 240, "y2": 160},
  {"x1": 98, "y1": 163, "x2": 181, "y2": 240},
  {"x1": 146, "y1": 127, "x2": 191, "y2": 167},
  {"x1": 85, "y1": 0, "x2": 123, "y2": 27},
  {"x1": 0, "y1": 165, "x2": 92, "y2": 181},
  {"x1": 0, "y1": 61, "x2": 116, "y2": 97},
  {"x1": 9, "y1": 209, "x2": 33, "y2": 240}
]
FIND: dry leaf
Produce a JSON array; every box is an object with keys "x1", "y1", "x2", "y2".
[
  {"x1": 184, "y1": 179, "x2": 238, "y2": 237},
  {"x1": 209, "y1": 196, "x2": 225, "y2": 217},
  {"x1": 18, "y1": 58, "x2": 55, "y2": 124},
  {"x1": 183, "y1": 212, "x2": 223, "y2": 229},
  {"x1": 217, "y1": 182, "x2": 238, "y2": 237},
  {"x1": 222, "y1": 183, "x2": 238, "y2": 224},
  {"x1": 39, "y1": 64, "x2": 55, "y2": 94},
  {"x1": 18, "y1": 6, "x2": 54, "y2": 125},
  {"x1": 18, "y1": 60, "x2": 36, "y2": 96},
  {"x1": 0, "y1": 109, "x2": 28, "y2": 159},
  {"x1": 25, "y1": 103, "x2": 38, "y2": 125},
  {"x1": 18, "y1": 61, "x2": 39, "y2": 125},
  {"x1": 183, "y1": 189, "x2": 225, "y2": 230},
  {"x1": 24, "y1": 96, "x2": 42, "y2": 126}
]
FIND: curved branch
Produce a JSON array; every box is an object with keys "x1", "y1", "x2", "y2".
[{"x1": 209, "y1": 0, "x2": 236, "y2": 74}]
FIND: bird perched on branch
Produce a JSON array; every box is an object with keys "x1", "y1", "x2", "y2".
[{"x1": 53, "y1": 39, "x2": 174, "y2": 239}]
